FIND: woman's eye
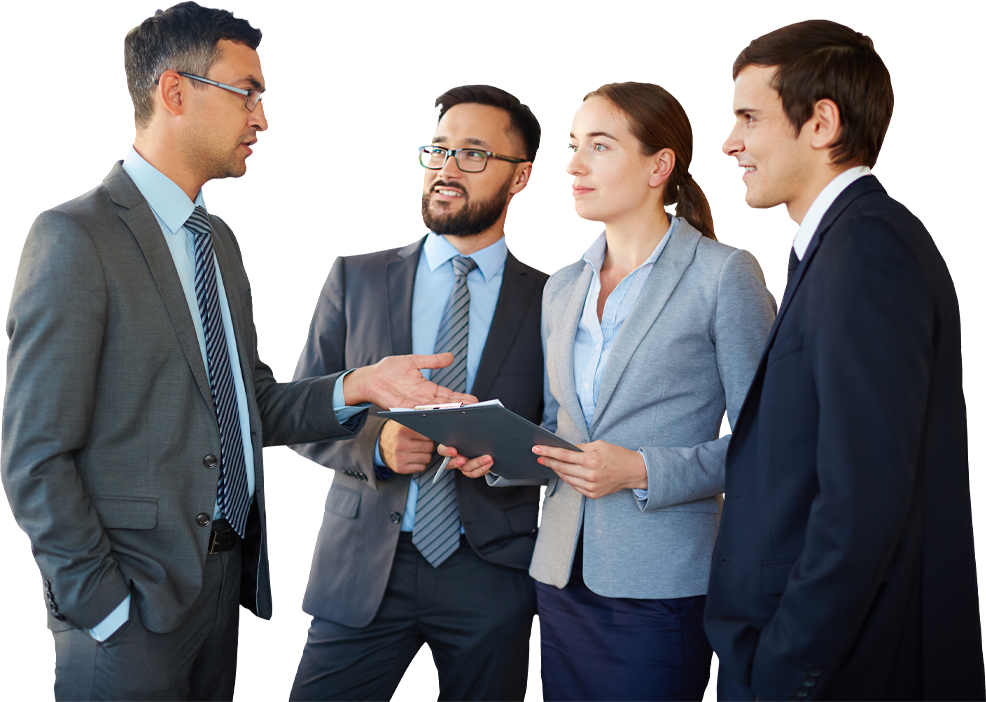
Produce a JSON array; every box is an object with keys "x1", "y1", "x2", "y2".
[
  {"x1": 593, "y1": 143, "x2": 607, "y2": 152},
  {"x1": 568, "y1": 143, "x2": 578, "y2": 152}
]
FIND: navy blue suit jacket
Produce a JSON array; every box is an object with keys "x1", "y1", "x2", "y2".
[{"x1": 705, "y1": 176, "x2": 984, "y2": 700}]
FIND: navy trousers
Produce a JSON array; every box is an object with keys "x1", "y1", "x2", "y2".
[{"x1": 536, "y1": 533, "x2": 713, "y2": 701}]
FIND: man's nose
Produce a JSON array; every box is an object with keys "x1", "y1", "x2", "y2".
[{"x1": 250, "y1": 101, "x2": 268, "y2": 131}]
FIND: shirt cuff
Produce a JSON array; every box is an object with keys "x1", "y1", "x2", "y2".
[
  {"x1": 333, "y1": 370, "x2": 370, "y2": 427},
  {"x1": 632, "y1": 450, "x2": 650, "y2": 501},
  {"x1": 89, "y1": 593, "x2": 130, "y2": 642}
]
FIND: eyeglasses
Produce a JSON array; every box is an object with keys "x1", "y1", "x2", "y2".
[
  {"x1": 418, "y1": 145, "x2": 527, "y2": 173},
  {"x1": 178, "y1": 72, "x2": 264, "y2": 111}
]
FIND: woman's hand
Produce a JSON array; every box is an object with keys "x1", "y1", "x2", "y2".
[
  {"x1": 436, "y1": 444, "x2": 494, "y2": 479},
  {"x1": 533, "y1": 441, "x2": 646, "y2": 499}
]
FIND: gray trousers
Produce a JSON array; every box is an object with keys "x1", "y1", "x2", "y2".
[
  {"x1": 52, "y1": 542, "x2": 242, "y2": 701},
  {"x1": 290, "y1": 534, "x2": 537, "y2": 701}
]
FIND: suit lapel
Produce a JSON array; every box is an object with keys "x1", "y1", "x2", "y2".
[
  {"x1": 385, "y1": 238, "x2": 423, "y2": 356},
  {"x1": 105, "y1": 163, "x2": 215, "y2": 415},
  {"x1": 588, "y1": 224, "x2": 700, "y2": 435},
  {"x1": 556, "y1": 265, "x2": 593, "y2": 441}
]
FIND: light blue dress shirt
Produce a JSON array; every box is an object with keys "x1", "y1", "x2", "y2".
[
  {"x1": 573, "y1": 218, "x2": 680, "y2": 501},
  {"x1": 375, "y1": 232, "x2": 507, "y2": 532},
  {"x1": 91, "y1": 148, "x2": 361, "y2": 641}
]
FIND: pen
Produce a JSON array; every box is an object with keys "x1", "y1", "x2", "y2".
[{"x1": 432, "y1": 455, "x2": 453, "y2": 484}]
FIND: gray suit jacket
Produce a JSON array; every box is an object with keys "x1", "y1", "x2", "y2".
[
  {"x1": 291, "y1": 238, "x2": 547, "y2": 627},
  {"x1": 2, "y1": 163, "x2": 362, "y2": 635},
  {"x1": 530, "y1": 221, "x2": 775, "y2": 599}
]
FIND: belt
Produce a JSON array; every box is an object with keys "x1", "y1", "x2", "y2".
[{"x1": 208, "y1": 518, "x2": 240, "y2": 554}]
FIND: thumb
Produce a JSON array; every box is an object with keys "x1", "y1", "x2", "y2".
[{"x1": 412, "y1": 352, "x2": 454, "y2": 370}]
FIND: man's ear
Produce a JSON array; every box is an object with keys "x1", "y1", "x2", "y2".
[
  {"x1": 156, "y1": 70, "x2": 187, "y2": 118},
  {"x1": 811, "y1": 98, "x2": 842, "y2": 153},
  {"x1": 509, "y1": 162, "x2": 533, "y2": 195}
]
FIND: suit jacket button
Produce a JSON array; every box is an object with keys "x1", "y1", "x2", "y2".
[
  {"x1": 808, "y1": 667, "x2": 821, "y2": 676},
  {"x1": 53, "y1": 613, "x2": 66, "y2": 622},
  {"x1": 390, "y1": 512, "x2": 402, "y2": 524},
  {"x1": 49, "y1": 602, "x2": 59, "y2": 613},
  {"x1": 196, "y1": 513, "x2": 211, "y2": 527},
  {"x1": 203, "y1": 454, "x2": 218, "y2": 468}
]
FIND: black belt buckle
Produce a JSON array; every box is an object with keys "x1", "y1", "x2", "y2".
[{"x1": 208, "y1": 524, "x2": 239, "y2": 554}]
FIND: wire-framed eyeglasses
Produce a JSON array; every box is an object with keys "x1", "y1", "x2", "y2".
[
  {"x1": 178, "y1": 72, "x2": 264, "y2": 111},
  {"x1": 418, "y1": 145, "x2": 527, "y2": 173}
]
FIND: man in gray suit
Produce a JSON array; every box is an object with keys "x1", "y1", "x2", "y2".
[
  {"x1": 288, "y1": 85, "x2": 547, "y2": 701},
  {"x1": 1, "y1": 4, "x2": 469, "y2": 700}
]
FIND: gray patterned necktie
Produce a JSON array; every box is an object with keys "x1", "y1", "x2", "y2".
[
  {"x1": 412, "y1": 255, "x2": 478, "y2": 567},
  {"x1": 185, "y1": 207, "x2": 250, "y2": 538}
]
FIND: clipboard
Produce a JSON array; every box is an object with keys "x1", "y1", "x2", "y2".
[{"x1": 378, "y1": 402, "x2": 581, "y2": 480}]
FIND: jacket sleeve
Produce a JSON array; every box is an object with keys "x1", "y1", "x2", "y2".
[
  {"x1": 637, "y1": 249, "x2": 776, "y2": 511},
  {"x1": 1, "y1": 211, "x2": 130, "y2": 629},
  {"x1": 750, "y1": 218, "x2": 935, "y2": 699}
]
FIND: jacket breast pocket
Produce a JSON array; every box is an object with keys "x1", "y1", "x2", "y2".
[
  {"x1": 91, "y1": 496, "x2": 158, "y2": 529},
  {"x1": 762, "y1": 558, "x2": 796, "y2": 595},
  {"x1": 766, "y1": 334, "x2": 803, "y2": 367},
  {"x1": 326, "y1": 485, "x2": 360, "y2": 519}
]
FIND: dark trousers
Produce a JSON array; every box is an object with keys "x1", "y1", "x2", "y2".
[
  {"x1": 290, "y1": 533, "x2": 536, "y2": 701},
  {"x1": 537, "y1": 533, "x2": 713, "y2": 701},
  {"x1": 52, "y1": 540, "x2": 242, "y2": 701}
]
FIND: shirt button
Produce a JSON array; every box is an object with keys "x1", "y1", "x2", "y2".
[
  {"x1": 390, "y1": 512, "x2": 402, "y2": 524},
  {"x1": 196, "y1": 513, "x2": 211, "y2": 527},
  {"x1": 203, "y1": 454, "x2": 218, "y2": 468}
]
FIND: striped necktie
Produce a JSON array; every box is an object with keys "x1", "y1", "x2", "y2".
[
  {"x1": 412, "y1": 255, "x2": 478, "y2": 567},
  {"x1": 185, "y1": 206, "x2": 250, "y2": 538}
]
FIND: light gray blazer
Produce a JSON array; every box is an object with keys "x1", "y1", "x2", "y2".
[{"x1": 518, "y1": 221, "x2": 775, "y2": 599}]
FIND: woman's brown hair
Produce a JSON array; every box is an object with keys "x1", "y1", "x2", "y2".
[{"x1": 585, "y1": 82, "x2": 715, "y2": 240}]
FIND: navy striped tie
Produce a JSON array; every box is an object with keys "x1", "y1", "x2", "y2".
[
  {"x1": 186, "y1": 206, "x2": 250, "y2": 538},
  {"x1": 412, "y1": 255, "x2": 477, "y2": 567}
]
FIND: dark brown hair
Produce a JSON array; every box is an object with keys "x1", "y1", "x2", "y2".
[
  {"x1": 586, "y1": 82, "x2": 715, "y2": 240},
  {"x1": 435, "y1": 85, "x2": 541, "y2": 162},
  {"x1": 125, "y1": 2, "x2": 262, "y2": 129},
  {"x1": 733, "y1": 20, "x2": 893, "y2": 168}
]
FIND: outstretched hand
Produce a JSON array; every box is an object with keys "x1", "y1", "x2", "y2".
[
  {"x1": 343, "y1": 353, "x2": 477, "y2": 409},
  {"x1": 533, "y1": 440, "x2": 646, "y2": 499}
]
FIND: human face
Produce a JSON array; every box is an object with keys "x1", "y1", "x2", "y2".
[
  {"x1": 723, "y1": 65, "x2": 816, "y2": 217},
  {"x1": 182, "y1": 39, "x2": 267, "y2": 182},
  {"x1": 421, "y1": 103, "x2": 527, "y2": 237},
  {"x1": 567, "y1": 97, "x2": 659, "y2": 226}
]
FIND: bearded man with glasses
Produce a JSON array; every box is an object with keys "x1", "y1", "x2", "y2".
[{"x1": 288, "y1": 85, "x2": 546, "y2": 701}]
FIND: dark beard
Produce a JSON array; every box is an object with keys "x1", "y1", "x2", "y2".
[{"x1": 421, "y1": 178, "x2": 511, "y2": 236}]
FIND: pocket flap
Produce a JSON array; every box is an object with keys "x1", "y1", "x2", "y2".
[
  {"x1": 762, "y1": 558, "x2": 796, "y2": 595},
  {"x1": 91, "y1": 496, "x2": 158, "y2": 530},
  {"x1": 326, "y1": 485, "x2": 360, "y2": 519}
]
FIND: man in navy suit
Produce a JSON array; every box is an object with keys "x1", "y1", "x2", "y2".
[{"x1": 705, "y1": 20, "x2": 985, "y2": 700}]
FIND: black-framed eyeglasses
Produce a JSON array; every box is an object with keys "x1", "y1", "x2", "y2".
[
  {"x1": 418, "y1": 145, "x2": 527, "y2": 173},
  {"x1": 178, "y1": 72, "x2": 264, "y2": 111}
]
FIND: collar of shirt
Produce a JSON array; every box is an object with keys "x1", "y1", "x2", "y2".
[
  {"x1": 792, "y1": 165, "x2": 871, "y2": 259},
  {"x1": 582, "y1": 216, "x2": 680, "y2": 275},
  {"x1": 423, "y1": 230, "x2": 507, "y2": 282},
  {"x1": 122, "y1": 146, "x2": 207, "y2": 233}
]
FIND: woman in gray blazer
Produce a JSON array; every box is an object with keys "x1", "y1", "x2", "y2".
[{"x1": 443, "y1": 82, "x2": 776, "y2": 700}]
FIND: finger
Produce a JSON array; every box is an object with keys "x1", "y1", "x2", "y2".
[
  {"x1": 399, "y1": 439, "x2": 434, "y2": 453},
  {"x1": 538, "y1": 455, "x2": 591, "y2": 480},
  {"x1": 437, "y1": 444, "x2": 457, "y2": 457},
  {"x1": 409, "y1": 352, "x2": 454, "y2": 370},
  {"x1": 532, "y1": 445, "x2": 582, "y2": 464}
]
